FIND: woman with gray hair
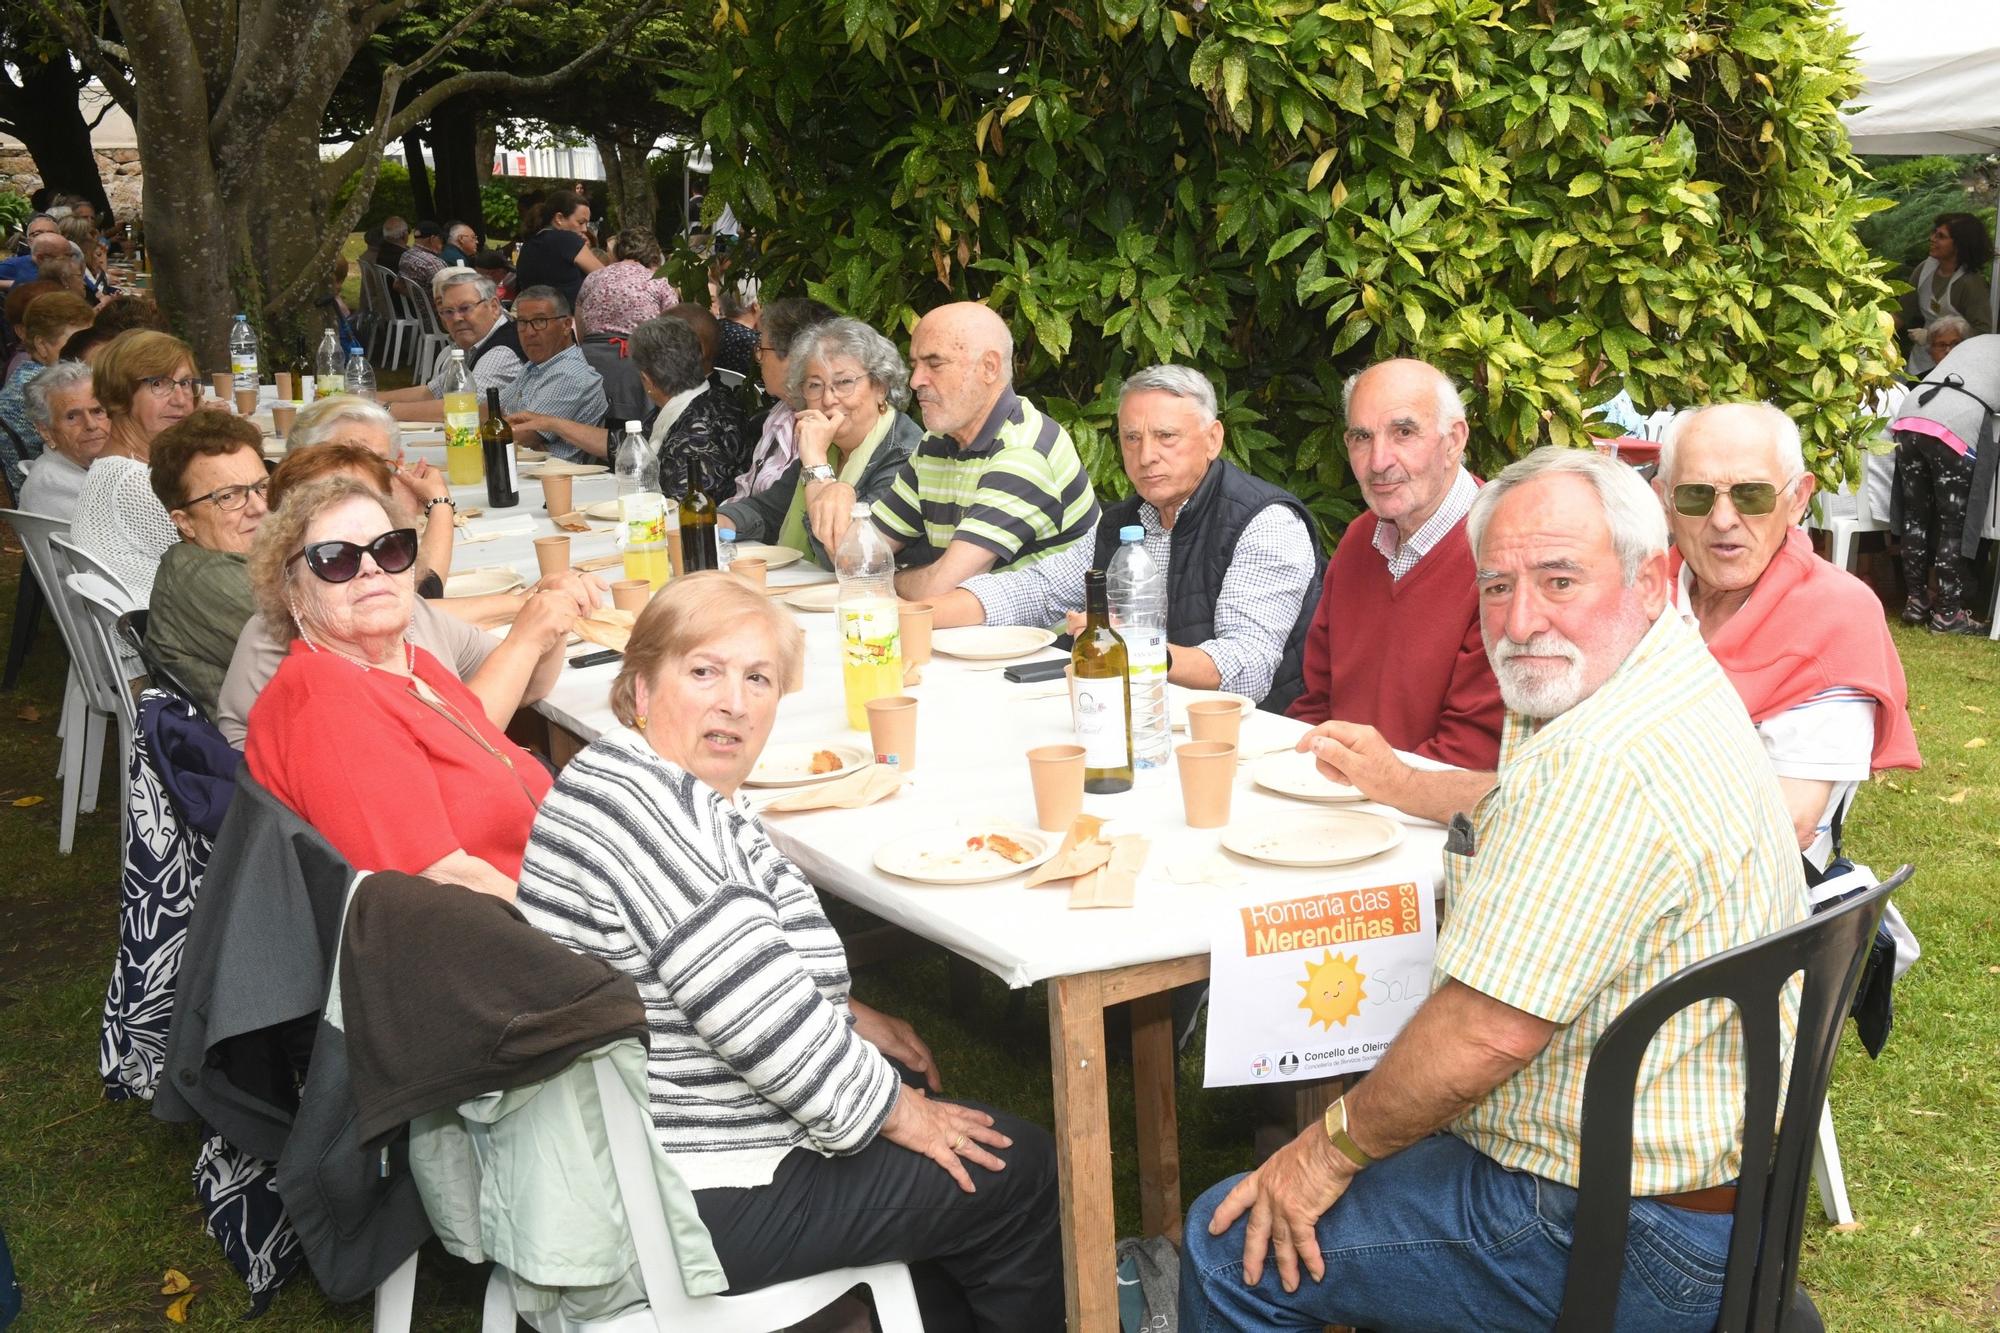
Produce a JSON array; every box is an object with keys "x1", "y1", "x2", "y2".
[
  {"x1": 720, "y1": 316, "x2": 920, "y2": 566},
  {"x1": 19, "y1": 359, "x2": 108, "y2": 518},
  {"x1": 631, "y1": 315, "x2": 749, "y2": 497}
]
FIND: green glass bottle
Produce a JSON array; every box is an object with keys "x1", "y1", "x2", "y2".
[{"x1": 1072, "y1": 569, "x2": 1133, "y2": 793}]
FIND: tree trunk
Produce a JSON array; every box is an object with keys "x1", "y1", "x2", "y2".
[
  {"x1": 430, "y1": 102, "x2": 484, "y2": 239},
  {"x1": 246, "y1": 96, "x2": 341, "y2": 361},
  {"x1": 0, "y1": 58, "x2": 113, "y2": 220},
  {"x1": 403, "y1": 129, "x2": 436, "y2": 219},
  {"x1": 595, "y1": 130, "x2": 657, "y2": 238}
]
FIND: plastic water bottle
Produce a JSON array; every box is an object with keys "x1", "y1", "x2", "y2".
[
  {"x1": 614, "y1": 420, "x2": 670, "y2": 588},
  {"x1": 1108, "y1": 524, "x2": 1170, "y2": 776},
  {"x1": 834, "y1": 503, "x2": 902, "y2": 731},
  {"x1": 343, "y1": 345, "x2": 375, "y2": 399},
  {"x1": 228, "y1": 315, "x2": 259, "y2": 393},
  {"x1": 716, "y1": 525, "x2": 736, "y2": 572},
  {"x1": 314, "y1": 329, "x2": 345, "y2": 398}
]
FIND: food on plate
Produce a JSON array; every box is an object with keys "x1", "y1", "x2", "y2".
[
  {"x1": 809, "y1": 749, "x2": 845, "y2": 775},
  {"x1": 966, "y1": 832, "x2": 1035, "y2": 864}
]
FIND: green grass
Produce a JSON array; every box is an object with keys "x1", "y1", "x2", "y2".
[{"x1": 0, "y1": 545, "x2": 1994, "y2": 1329}]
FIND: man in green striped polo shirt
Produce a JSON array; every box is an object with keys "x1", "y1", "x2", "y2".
[{"x1": 803, "y1": 302, "x2": 1097, "y2": 600}]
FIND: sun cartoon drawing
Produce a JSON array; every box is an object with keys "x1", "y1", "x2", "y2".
[{"x1": 1297, "y1": 950, "x2": 1366, "y2": 1030}]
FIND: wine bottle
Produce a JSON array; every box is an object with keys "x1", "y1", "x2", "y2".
[
  {"x1": 1072, "y1": 569, "x2": 1134, "y2": 793},
  {"x1": 482, "y1": 387, "x2": 519, "y2": 508},
  {"x1": 679, "y1": 459, "x2": 718, "y2": 573}
]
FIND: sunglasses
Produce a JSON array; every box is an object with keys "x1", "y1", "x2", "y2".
[
  {"x1": 286, "y1": 528, "x2": 419, "y2": 583},
  {"x1": 1670, "y1": 479, "x2": 1796, "y2": 518}
]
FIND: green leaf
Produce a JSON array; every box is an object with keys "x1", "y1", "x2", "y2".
[
  {"x1": 1568, "y1": 172, "x2": 1603, "y2": 198},
  {"x1": 1267, "y1": 227, "x2": 1318, "y2": 264}
]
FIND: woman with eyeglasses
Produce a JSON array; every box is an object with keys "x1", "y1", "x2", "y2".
[
  {"x1": 141, "y1": 410, "x2": 272, "y2": 715},
  {"x1": 721, "y1": 317, "x2": 921, "y2": 568},
  {"x1": 243, "y1": 476, "x2": 557, "y2": 895},
  {"x1": 68, "y1": 329, "x2": 200, "y2": 599},
  {"x1": 723, "y1": 296, "x2": 838, "y2": 506}
]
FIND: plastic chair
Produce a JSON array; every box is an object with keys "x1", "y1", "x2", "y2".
[
  {"x1": 411, "y1": 284, "x2": 450, "y2": 385},
  {"x1": 364, "y1": 264, "x2": 416, "y2": 371},
  {"x1": 478, "y1": 1057, "x2": 923, "y2": 1333},
  {"x1": 1554, "y1": 866, "x2": 1911, "y2": 1333},
  {"x1": 64, "y1": 571, "x2": 142, "y2": 844},
  {"x1": 113, "y1": 607, "x2": 207, "y2": 715},
  {"x1": 5, "y1": 511, "x2": 97, "y2": 849}
]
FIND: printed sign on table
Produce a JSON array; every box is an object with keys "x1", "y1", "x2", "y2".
[{"x1": 1203, "y1": 873, "x2": 1437, "y2": 1088}]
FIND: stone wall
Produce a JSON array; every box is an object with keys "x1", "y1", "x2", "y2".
[{"x1": 0, "y1": 147, "x2": 144, "y2": 222}]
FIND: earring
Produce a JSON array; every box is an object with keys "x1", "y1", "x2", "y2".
[
  {"x1": 289, "y1": 599, "x2": 315, "y2": 650},
  {"x1": 633, "y1": 714, "x2": 648, "y2": 733}
]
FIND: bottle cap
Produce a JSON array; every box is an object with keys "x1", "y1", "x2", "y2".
[
  {"x1": 625, "y1": 420, "x2": 642, "y2": 432},
  {"x1": 1119, "y1": 524, "x2": 1144, "y2": 543},
  {"x1": 719, "y1": 527, "x2": 736, "y2": 541}
]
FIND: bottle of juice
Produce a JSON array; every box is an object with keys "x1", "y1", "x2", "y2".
[
  {"x1": 614, "y1": 420, "x2": 670, "y2": 587},
  {"x1": 834, "y1": 501, "x2": 901, "y2": 730},
  {"x1": 314, "y1": 329, "x2": 344, "y2": 398},
  {"x1": 441, "y1": 350, "x2": 484, "y2": 486}
]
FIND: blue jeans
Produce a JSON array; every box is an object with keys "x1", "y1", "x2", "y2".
[{"x1": 1179, "y1": 1134, "x2": 1733, "y2": 1333}]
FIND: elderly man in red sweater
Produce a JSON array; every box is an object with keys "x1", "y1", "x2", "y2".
[{"x1": 1287, "y1": 359, "x2": 1503, "y2": 769}]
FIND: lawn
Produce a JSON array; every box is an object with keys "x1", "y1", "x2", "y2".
[{"x1": 0, "y1": 545, "x2": 1993, "y2": 1329}]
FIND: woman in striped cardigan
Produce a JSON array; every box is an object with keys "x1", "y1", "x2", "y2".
[{"x1": 517, "y1": 573, "x2": 1061, "y2": 1331}]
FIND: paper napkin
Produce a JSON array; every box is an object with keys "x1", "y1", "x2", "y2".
[{"x1": 761, "y1": 765, "x2": 905, "y2": 812}]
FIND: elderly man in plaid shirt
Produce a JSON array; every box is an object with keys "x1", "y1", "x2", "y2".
[{"x1": 1180, "y1": 448, "x2": 1805, "y2": 1332}]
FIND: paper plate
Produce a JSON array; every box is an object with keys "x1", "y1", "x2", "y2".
[
  {"x1": 1170, "y1": 689, "x2": 1253, "y2": 730},
  {"x1": 730, "y1": 543, "x2": 804, "y2": 571},
  {"x1": 1221, "y1": 811, "x2": 1404, "y2": 868},
  {"x1": 783, "y1": 583, "x2": 844, "y2": 612},
  {"x1": 746, "y1": 741, "x2": 871, "y2": 788},
  {"x1": 584, "y1": 499, "x2": 625, "y2": 521},
  {"x1": 1251, "y1": 749, "x2": 1366, "y2": 804},
  {"x1": 930, "y1": 626, "x2": 1059, "y2": 661},
  {"x1": 522, "y1": 461, "x2": 608, "y2": 477},
  {"x1": 875, "y1": 825, "x2": 1057, "y2": 885},
  {"x1": 515, "y1": 447, "x2": 548, "y2": 463},
  {"x1": 443, "y1": 567, "x2": 523, "y2": 598}
]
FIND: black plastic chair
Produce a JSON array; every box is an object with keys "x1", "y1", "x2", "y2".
[
  {"x1": 113, "y1": 608, "x2": 208, "y2": 718},
  {"x1": 1555, "y1": 866, "x2": 1911, "y2": 1333}
]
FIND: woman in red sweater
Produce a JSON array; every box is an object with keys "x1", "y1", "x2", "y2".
[{"x1": 243, "y1": 477, "x2": 555, "y2": 894}]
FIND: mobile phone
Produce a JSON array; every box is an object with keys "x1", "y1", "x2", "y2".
[
  {"x1": 569, "y1": 648, "x2": 622, "y2": 668},
  {"x1": 1003, "y1": 658, "x2": 1070, "y2": 684}
]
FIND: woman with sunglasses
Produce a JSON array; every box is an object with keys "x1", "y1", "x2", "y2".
[
  {"x1": 142, "y1": 411, "x2": 271, "y2": 715},
  {"x1": 243, "y1": 476, "x2": 558, "y2": 896},
  {"x1": 68, "y1": 329, "x2": 200, "y2": 599}
]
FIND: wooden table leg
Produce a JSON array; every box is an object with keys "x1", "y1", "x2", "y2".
[
  {"x1": 1050, "y1": 972, "x2": 1116, "y2": 1332},
  {"x1": 1130, "y1": 990, "x2": 1183, "y2": 1244},
  {"x1": 547, "y1": 719, "x2": 586, "y2": 769}
]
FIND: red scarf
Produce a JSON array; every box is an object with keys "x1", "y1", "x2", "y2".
[{"x1": 1672, "y1": 528, "x2": 1921, "y2": 772}]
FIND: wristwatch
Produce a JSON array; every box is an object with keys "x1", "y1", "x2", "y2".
[
  {"x1": 1322, "y1": 1095, "x2": 1374, "y2": 1170},
  {"x1": 802, "y1": 463, "x2": 837, "y2": 485}
]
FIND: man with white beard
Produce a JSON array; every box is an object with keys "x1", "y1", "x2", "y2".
[{"x1": 1180, "y1": 447, "x2": 1804, "y2": 1332}]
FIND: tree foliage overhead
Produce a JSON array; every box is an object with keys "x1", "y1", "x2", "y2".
[{"x1": 679, "y1": 0, "x2": 1898, "y2": 529}]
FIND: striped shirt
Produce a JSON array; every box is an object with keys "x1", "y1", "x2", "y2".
[
  {"x1": 962, "y1": 501, "x2": 1317, "y2": 703},
  {"x1": 1371, "y1": 467, "x2": 1478, "y2": 580},
  {"x1": 872, "y1": 388, "x2": 1097, "y2": 572},
  {"x1": 501, "y1": 344, "x2": 608, "y2": 462},
  {"x1": 516, "y1": 730, "x2": 901, "y2": 1191},
  {"x1": 1436, "y1": 611, "x2": 1807, "y2": 1195}
]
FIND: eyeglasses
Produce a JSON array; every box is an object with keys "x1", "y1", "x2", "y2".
[
  {"x1": 803, "y1": 375, "x2": 864, "y2": 400},
  {"x1": 139, "y1": 374, "x2": 202, "y2": 399},
  {"x1": 516, "y1": 315, "x2": 570, "y2": 334},
  {"x1": 1670, "y1": 478, "x2": 1798, "y2": 518},
  {"x1": 287, "y1": 527, "x2": 419, "y2": 583},
  {"x1": 438, "y1": 297, "x2": 493, "y2": 321},
  {"x1": 184, "y1": 479, "x2": 268, "y2": 513}
]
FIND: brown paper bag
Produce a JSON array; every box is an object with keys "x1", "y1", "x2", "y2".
[
  {"x1": 1070, "y1": 835, "x2": 1148, "y2": 910},
  {"x1": 761, "y1": 764, "x2": 905, "y2": 813},
  {"x1": 573, "y1": 607, "x2": 636, "y2": 652},
  {"x1": 1024, "y1": 814, "x2": 1111, "y2": 887}
]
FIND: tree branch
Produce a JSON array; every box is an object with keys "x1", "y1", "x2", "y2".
[{"x1": 33, "y1": 0, "x2": 138, "y2": 116}]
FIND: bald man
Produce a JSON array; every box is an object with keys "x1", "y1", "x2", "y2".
[
  {"x1": 1288, "y1": 359, "x2": 1503, "y2": 770},
  {"x1": 806, "y1": 302, "x2": 1097, "y2": 601}
]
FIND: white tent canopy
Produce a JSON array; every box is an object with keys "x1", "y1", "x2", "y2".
[{"x1": 1839, "y1": 0, "x2": 2000, "y2": 327}]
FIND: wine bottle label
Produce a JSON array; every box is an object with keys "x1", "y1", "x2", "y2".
[
  {"x1": 505, "y1": 443, "x2": 519, "y2": 492},
  {"x1": 1074, "y1": 675, "x2": 1130, "y2": 769}
]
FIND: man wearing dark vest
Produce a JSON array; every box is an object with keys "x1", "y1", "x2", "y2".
[
  {"x1": 1288, "y1": 358, "x2": 1503, "y2": 768},
  {"x1": 930, "y1": 365, "x2": 1323, "y2": 711},
  {"x1": 380, "y1": 271, "x2": 524, "y2": 423}
]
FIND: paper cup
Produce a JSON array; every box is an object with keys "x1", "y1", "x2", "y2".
[
  {"x1": 541, "y1": 473, "x2": 574, "y2": 516},
  {"x1": 732, "y1": 557, "x2": 767, "y2": 590},
  {"x1": 275, "y1": 372, "x2": 293, "y2": 401},
  {"x1": 1176, "y1": 741, "x2": 1237, "y2": 829},
  {"x1": 533, "y1": 535, "x2": 570, "y2": 577},
  {"x1": 271, "y1": 402, "x2": 298, "y2": 440},
  {"x1": 667, "y1": 524, "x2": 685, "y2": 579},
  {"x1": 234, "y1": 387, "x2": 259, "y2": 416},
  {"x1": 211, "y1": 372, "x2": 233, "y2": 403},
  {"x1": 1187, "y1": 699, "x2": 1243, "y2": 747},
  {"x1": 1026, "y1": 743, "x2": 1086, "y2": 832},
  {"x1": 865, "y1": 695, "x2": 918, "y2": 775},
  {"x1": 898, "y1": 600, "x2": 934, "y2": 667},
  {"x1": 611, "y1": 579, "x2": 652, "y2": 612}
]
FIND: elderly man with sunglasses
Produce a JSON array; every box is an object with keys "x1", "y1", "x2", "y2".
[{"x1": 381, "y1": 272, "x2": 524, "y2": 423}]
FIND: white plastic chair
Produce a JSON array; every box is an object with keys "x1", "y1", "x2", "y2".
[
  {"x1": 62, "y1": 570, "x2": 142, "y2": 844},
  {"x1": 364, "y1": 263, "x2": 417, "y2": 371},
  {"x1": 4, "y1": 509, "x2": 93, "y2": 850},
  {"x1": 480, "y1": 1058, "x2": 923, "y2": 1333},
  {"x1": 411, "y1": 284, "x2": 450, "y2": 385}
]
